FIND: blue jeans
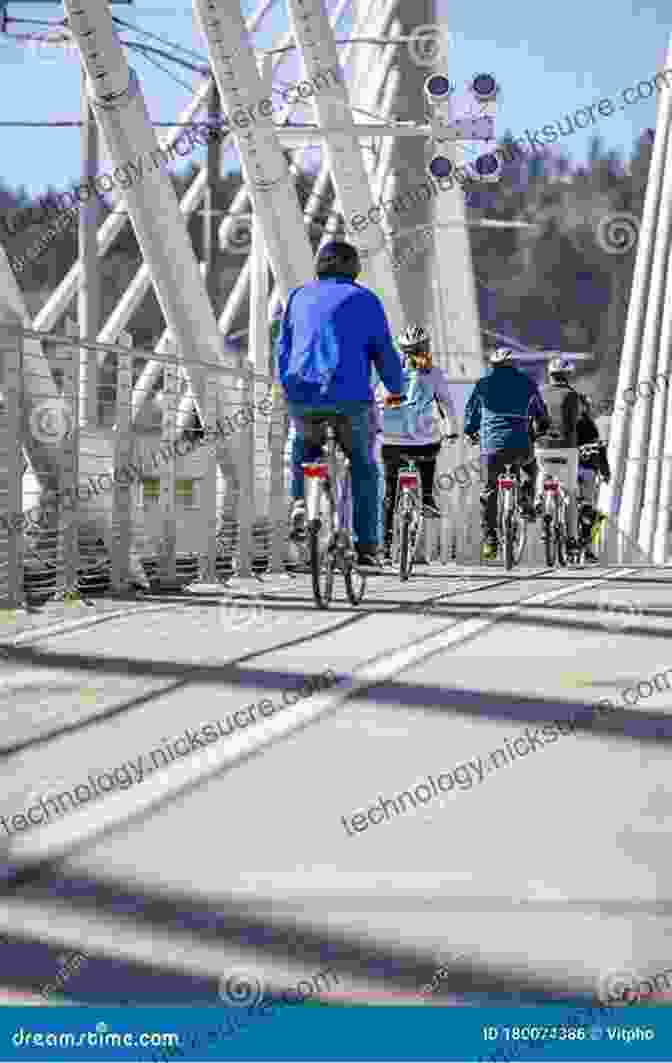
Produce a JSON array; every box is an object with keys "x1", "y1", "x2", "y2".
[{"x1": 288, "y1": 401, "x2": 379, "y2": 548}]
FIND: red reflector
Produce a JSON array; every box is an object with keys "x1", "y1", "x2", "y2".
[
  {"x1": 543, "y1": 480, "x2": 558, "y2": 491},
  {"x1": 398, "y1": 474, "x2": 419, "y2": 488},
  {"x1": 498, "y1": 478, "x2": 513, "y2": 488},
  {"x1": 302, "y1": 463, "x2": 328, "y2": 479}
]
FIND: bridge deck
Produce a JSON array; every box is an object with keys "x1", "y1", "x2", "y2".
[{"x1": 0, "y1": 564, "x2": 670, "y2": 1007}]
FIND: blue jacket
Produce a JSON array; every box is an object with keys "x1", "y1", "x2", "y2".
[
  {"x1": 277, "y1": 276, "x2": 404, "y2": 406},
  {"x1": 464, "y1": 365, "x2": 549, "y2": 455}
]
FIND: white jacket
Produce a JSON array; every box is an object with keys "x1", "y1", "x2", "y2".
[{"x1": 375, "y1": 365, "x2": 456, "y2": 446}]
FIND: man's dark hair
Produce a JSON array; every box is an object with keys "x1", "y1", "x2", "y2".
[{"x1": 315, "y1": 240, "x2": 361, "y2": 280}]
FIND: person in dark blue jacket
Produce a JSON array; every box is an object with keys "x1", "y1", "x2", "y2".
[
  {"x1": 464, "y1": 348, "x2": 550, "y2": 559},
  {"x1": 277, "y1": 241, "x2": 404, "y2": 569}
]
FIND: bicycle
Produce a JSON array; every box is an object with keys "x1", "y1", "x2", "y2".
[
  {"x1": 497, "y1": 462, "x2": 528, "y2": 570},
  {"x1": 301, "y1": 415, "x2": 367, "y2": 609},
  {"x1": 539, "y1": 460, "x2": 573, "y2": 567},
  {"x1": 576, "y1": 441, "x2": 607, "y2": 564},
  {"x1": 382, "y1": 396, "x2": 454, "y2": 580}
]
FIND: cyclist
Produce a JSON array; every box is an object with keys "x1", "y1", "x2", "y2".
[
  {"x1": 376, "y1": 324, "x2": 456, "y2": 559},
  {"x1": 464, "y1": 347, "x2": 549, "y2": 561},
  {"x1": 277, "y1": 240, "x2": 404, "y2": 570},
  {"x1": 534, "y1": 356, "x2": 582, "y2": 557},
  {"x1": 577, "y1": 396, "x2": 611, "y2": 562}
]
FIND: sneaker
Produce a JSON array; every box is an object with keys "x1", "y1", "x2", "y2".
[
  {"x1": 289, "y1": 501, "x2": 306, "y2": 541},
  {"x1": 422, "y1": 500, "x2": 441, "y2": 518},
  {"x1": 481, "y1": 539, "x2": 498, "y2": 561}
]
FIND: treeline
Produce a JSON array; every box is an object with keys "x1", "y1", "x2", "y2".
[{"x1": 0, "y1": 130, "x2": 652, "y2": 400}]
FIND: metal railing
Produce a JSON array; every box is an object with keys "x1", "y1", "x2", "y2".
[
  {"x1": 1, "y1": 322, "x2": 295, "y2": 604},
  {"x1": 0, "y1": 321, "x2": 660, "y2": 608}
]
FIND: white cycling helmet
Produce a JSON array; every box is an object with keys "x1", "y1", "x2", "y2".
[
  {"x1": 548, "y1": 356, "x2": 575, "y2": 378},
  {"x1": 490, "y1": 347, "x2": 513, "y2": 365},
  {"x1": 397, "y1": 323, "x2": 430, "y2": 351},
  {"x1": 398, "y1": 324, "x2": 432, "y2": 369}
]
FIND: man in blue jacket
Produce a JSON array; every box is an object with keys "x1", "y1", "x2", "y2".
[
  {"x1": 277, "y1": 241, "x2": 404, "y2": 569},
  {"x1": 464, "y1": 348, "x2": 550, "y2": 560}
]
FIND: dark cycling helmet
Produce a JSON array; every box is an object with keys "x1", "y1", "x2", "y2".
[
  {"x1": 548, "y1": 355, "x2": 575, "y2": 380},
  {"x1": 315, "y1": 240, "x2": 361, "y2": 280},
  {"x1": 397, "y1": 323, "x2": 431, "y2": 369},
  {"x1": 490, "y1": 346, "x2": 513, "y2": 365}
]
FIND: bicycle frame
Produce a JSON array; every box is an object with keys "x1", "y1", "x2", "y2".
[
  {"x1": 497, "y1": 464, "x2": 518, "y2": 522},
  {"x1": 302, "y1": 423, "x2": 366, "y2": 608},
  {"x1": 302, "y1": 431, "x2": 350, "y2": 530},
  {"x1": 496, "y1": 462, "x2": 528, "y2": 569},
  {"x1": 577, "y1": 443, "x2": 605, "y2": 556},
  {"x1": 393, "y1": 459, "x2": 423, "y2": 578}
]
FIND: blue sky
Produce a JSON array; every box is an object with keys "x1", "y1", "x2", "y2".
[{"x1": 0, "y1": 0, "x2": 669, "y2": 201}]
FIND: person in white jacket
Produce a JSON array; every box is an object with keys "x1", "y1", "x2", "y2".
[{"x1": 376, "y1": 324, "x2": 457, "y2": 557}]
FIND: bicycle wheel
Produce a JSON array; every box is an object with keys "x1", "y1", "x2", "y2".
[
  {"x1": 543, "y1": 514, "x2": 556, "y2": 566},
  {"x1": 503, "y1": 513, "x2": 514, "y2": 570},
  {"x1": 399, "y1": 513, "x2": 412, "y2": 580},
  {"x1": 556, "y1": 509, "x2": 567, "y2": 567},
  {"x1": 344, "y1": 561, "x2": 366, "y2": 604},
  {"x1": 342, "y1": 473, "x2": 367, "y2": 604},
  {"x1": 308, "y1": 487, "x2": 335, "y2": 608},
  {"x1": 512, "y1": 511, "x2": 527, "y2": 566}
]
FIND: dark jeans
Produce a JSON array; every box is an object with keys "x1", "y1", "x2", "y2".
[
  {"x1": 382, "y1": 442, "x2": 441, "y2": 544},
  {"x1": 288, "y1": 401, "x2": 379, "y2": 549},
  {"x1": 481, "y1": 446, "x2": 537, "y2": 540}
]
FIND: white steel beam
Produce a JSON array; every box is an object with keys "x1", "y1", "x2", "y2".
[
  {"x1": 35, "y1": 0, "x2": 281, "y2": 336},
  {"x1": 217, "y1": 0, "x2": 389, "y2": 347},
  {"x1": 266, "y1": 8, "x2": 400, "y2": 321},
  {"x1": 0, "y1": 233, "x2": 63, "y2": 494},
  {"x1": 63, "y1": 0, "x2": 234, "y2": 427},
  {"x1": 603, "y1": 33, "x2": 672, "y2": 532},
  {"x1": 34, "y1": 80, "x2": 215, "y2": 335},
  {"x1": 192, "y1": 0, "x2": 314, "y2": 301}
]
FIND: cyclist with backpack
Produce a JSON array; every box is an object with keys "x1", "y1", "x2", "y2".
[
  {"x1": 464, "y1": 347, "x2": 549, "y2": 560},
  {"x1": 276, "y1": 241, "x2": 404, "y2": 570},
  {"x1": 534, "y1": 356, "x2": 582, "y2": 557}
]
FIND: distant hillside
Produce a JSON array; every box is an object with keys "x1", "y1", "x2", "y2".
[{"x1": 0, "y1": 131, "x2": 652, "y2": 404}]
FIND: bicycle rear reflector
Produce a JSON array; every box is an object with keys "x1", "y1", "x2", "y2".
[
  {"x1": 543, "y1": 478, "x2": 559, "y2": 492},
  {"x1": 497, "y1": 477, "x2": 514, "y2": 489},
  {"x1": 399, "y1": 473, "x2": 419, "y2": 488},
  {"x1": 303, "y1": 463, "x2": 328, "y2": 479}
]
